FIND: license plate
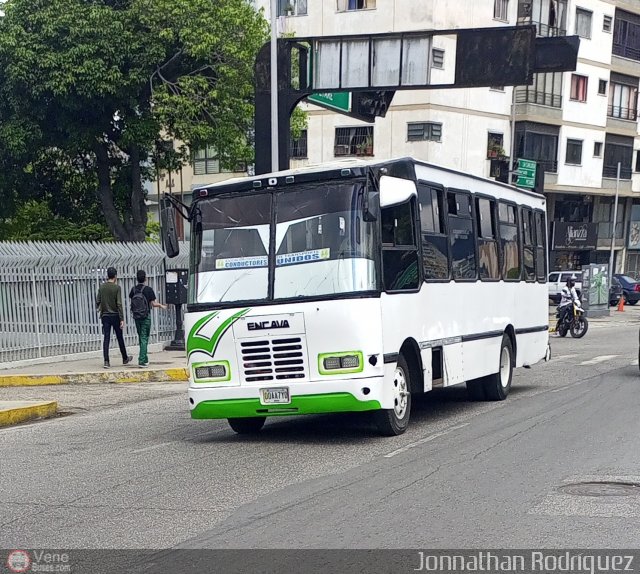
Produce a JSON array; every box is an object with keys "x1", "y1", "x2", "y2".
[{"x1": 260, "y1": 387, "x2": 290, "y2": 405}]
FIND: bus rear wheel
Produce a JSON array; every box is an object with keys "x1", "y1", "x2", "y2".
[
  {"x1": 482, "y1": 334, "x2": 514, "y2": 401},
  {"x1": 227, "y1": 417, "x2": 266, "y2": 435},
  {"x1": 374, "y1": 354, "x2": 412, "y2": 436}
]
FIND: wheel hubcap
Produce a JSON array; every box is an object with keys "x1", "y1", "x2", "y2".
[
  {"x1": 500, "y1": 347, "x2": 511, "y2": 388},
  {"x1": 393, "y1": 366, "x2": 409, "y2": 418}
]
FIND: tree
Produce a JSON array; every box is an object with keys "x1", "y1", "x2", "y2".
[{"x1": 0, "y1": 0, "x2": 268, "y2": 241}]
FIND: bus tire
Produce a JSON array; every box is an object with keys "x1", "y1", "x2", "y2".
[
  {"x1": 227, "y1": 417, "x2": 266, "y2": 435},
  {"x1": 482, "y1": 334, "x2": 514, "y2": 401},
  {"x1": 374, "y1": 354, "x2": 412, "y2": 436}
]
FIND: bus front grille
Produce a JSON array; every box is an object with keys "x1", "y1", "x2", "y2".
[{"x1": 240, "y1": 337, "x2": 308, "y2": 383}]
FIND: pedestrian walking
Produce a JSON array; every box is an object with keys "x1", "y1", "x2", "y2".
[
  {"x1": 96, "y1": 267, "x2": 133, "y2": 369},
  {"x1": 130, "y1": 270, "x2": 168, "y2": 368}
]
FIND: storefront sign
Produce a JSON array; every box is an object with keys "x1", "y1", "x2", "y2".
[{"x1": 552, "y1": 222, "x2": 598, "y2": 250}]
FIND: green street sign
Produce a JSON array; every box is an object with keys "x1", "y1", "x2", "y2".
[
  {"x1": 516, "y1": 158, "x2": 536, "y2": 189},
  {"x1": 307, "y1": 92, "x2": 351, "y2": 113}
]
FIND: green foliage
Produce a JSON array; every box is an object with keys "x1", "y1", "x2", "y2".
[
  {"x1": 0, "y1": 0, "x2": 269, "y2": 241},
  {"x1": 1, "y1": 200, "x2": 111, "y2": 241}
]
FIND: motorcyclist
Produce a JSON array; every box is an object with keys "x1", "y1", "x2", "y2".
[{"x1": 558, "y1": 276, "x2": 580, "y2": 326}]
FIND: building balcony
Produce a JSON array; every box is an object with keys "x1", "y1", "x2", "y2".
[
  {"x1": 531, "y1": 20, "x2": 566, "y2": 37},
  {"x1": 607, "y1": 105, "x2": 638, "y2": 121},
  {"x1": 613, "y1": 42, "x2": 640, "y2": 62},
  {"x1": 603, "y1": 164, "x2": 633, "y2": 179},
  {"x1": 515, "y1": 89, "x2": 562, "y2": 108},
  {"x1": 538, "y1": 159, "x2": 558, "y2": 173}
]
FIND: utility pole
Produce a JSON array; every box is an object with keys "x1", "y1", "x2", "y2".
[
  {"x1": 270, "y1": 0, "x2": 279, "y2": 173},
  {"x1": 608, "y1": 162, "x2": 621, "y2": 289}
]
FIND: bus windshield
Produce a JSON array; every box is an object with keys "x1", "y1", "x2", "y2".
[{"x1": 190, "y1": 180, "x2": 378, "y2": 305}]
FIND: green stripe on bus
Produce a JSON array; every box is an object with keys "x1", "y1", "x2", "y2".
[
  {"x1": 191, "y1": 393, "x2": 381, "y2": 419},
  {"x1": 187, "y1": 308, "x2": 250, "y2": 359}
]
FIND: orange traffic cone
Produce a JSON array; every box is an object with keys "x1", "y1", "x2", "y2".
[{"x1": 617, "y1": 294, "x2": 625, "y2": 312}]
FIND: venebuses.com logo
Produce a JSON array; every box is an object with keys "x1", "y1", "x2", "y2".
[
  {"x1": 6, "y1": 550, "x2": 31, "y2": 573},
  {"x1": 6, "y1": 549, "x2": 71, "y2": 573}
]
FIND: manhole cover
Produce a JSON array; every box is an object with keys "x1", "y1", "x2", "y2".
[{"x1": 559, "y1": 481, "x2": 640, "y2": 497}]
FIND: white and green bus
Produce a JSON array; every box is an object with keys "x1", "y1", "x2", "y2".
[{"x1": 166, "y1": 157, "x2": 550, "y2": 436}]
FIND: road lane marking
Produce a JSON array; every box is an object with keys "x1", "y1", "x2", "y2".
[
  {"x1": 552, "y1": 354, "x2": 579, "y2": 361},
  {"x1": 579, "y1": 355, "x2": 619, "y2": 366},
  {"x1": 383, "y1": 423, "x2": 469, "y2": 458}
]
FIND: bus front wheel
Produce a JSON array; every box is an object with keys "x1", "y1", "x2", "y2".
[
  {"x1": 228, "y1": 417, "x2": 266, "y2": 435},
  {"x1": 374, "y1": 354, "x2": 412, "y2": 436}
]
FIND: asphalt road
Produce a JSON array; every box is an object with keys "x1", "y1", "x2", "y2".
[{"x1": 1, "y1": 316, "x2": 640, "y2": 550}]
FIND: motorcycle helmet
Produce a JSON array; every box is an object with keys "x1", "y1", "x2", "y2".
[{"x1": 566, "y1": 277, "x2": 575, "y2": 288}]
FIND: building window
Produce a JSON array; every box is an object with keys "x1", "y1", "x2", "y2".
[
  {"x1": 524, "y1": 0, "x2": 567, "y2": 37},
  {"x1": 487, "y1": 132, "x2": 504, "y2": 158},
  {"x1": 594, "y1": 197, "x2": 625, "y2": 239},
  {"x1": 603, "y1": 134, "x2": 633, "y2": 179},
  {"x1": 598, "y1": 79, "x2": 607, "y2": 95},
  {"x1": 290, "y1": 129, "x2": 308, "y2": 159},
  {"x1": 604, "y1": 15, "x2": 612, "y2": 32},
  {"x1": 594, "y1": 142, "x2": 603, "y2": 157},
  {"x1": 570, "y1": 74, "x2": 588, "y2": 102},
  {"x1": 279, "y1": 0, "x2": 307, "y2": 16},
  {"x1": 515, "y1": 121, "x2": 559, "y2": 173},
  {"x1": 431, "y1": 49, "x2": 445, "y2": 69},
  {"x1": 613, "y1": 10, "x2": 640, "y2": 62},
  {"x1": 193, "y1": 145, "x2": 240, "y2": 176},
  {"x1": 494, "y1": 0, "x2": 509, "y2": 21},
  {"x1": 337, "y1": 0, "x2": 375, "y2": 11},
  {"x1": 334, "y1": 126, "x2": 373, "y2": 156},
  {"x1": 575, "y1": 8, "x2": 592, "y2": 39},
  {"x1": 565, "y1": 139, "x2": 583, "y2": 165},
  {"x1": 636, "y1": 151, "x2": 640, "y2": 173},
  {"x1": 407, "y1": 122, "x2": 442, "y2": 142},
  {"x1": 515, "y1": 72, "x2": 563, "y2": 108},
  {"x1": 608, "y1": 75, "x2": 638, "y2": 121}
]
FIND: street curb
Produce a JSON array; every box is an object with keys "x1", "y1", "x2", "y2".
[
  {"x1": 0, "y1": 368, "x2": 188, "y2": 387},
  {"x1": 0, "y1": 401, "x2": 58, "y2": 428}
]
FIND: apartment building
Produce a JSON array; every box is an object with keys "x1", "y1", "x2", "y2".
[{"x1": 260, "y1": 0, "x2": 640, "y2": 275}]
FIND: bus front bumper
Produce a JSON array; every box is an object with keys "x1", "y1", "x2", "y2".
[{"x1": 189, "y1": 378, "x2": 384, "y2": 419}]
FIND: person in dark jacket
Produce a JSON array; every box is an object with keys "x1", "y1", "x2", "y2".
[
  {"x1": 96, "y1": 267, "x2": 133, "y2": 369},
  {"x1": 129, "y1": 270, "x2": 167, "y2": 368}
]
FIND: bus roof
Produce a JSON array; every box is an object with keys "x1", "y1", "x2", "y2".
[{"x1": 192, "y1": 157, "x2": 545, "y2": 202}]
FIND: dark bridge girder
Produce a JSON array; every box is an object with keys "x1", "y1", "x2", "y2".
[{"x1": 254, "y1": 26, "x2": 579, "y2": 175}]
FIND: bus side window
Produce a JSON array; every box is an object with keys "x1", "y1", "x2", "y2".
[
  {"x1": 418, "y1": 186, "x2": 449, "y2": 280},
  {"x1": 522, "y1": 208, "x2": 536, "y2": 281},
  {"x1": 475, "y1": 197, "x2": 500, "y2": 280},
  {"x1": 534, "y1": 210, "x2": 547, "y2": 281},
  {"x1": 498, "y1": 202, "x2": 521, "y2": 281},
  {"x1": 381, "y1": 200, "x2": 420, "y2": 292},
  {"x1": 447, "y1": 190, "x2": 477, "y2": 281}
]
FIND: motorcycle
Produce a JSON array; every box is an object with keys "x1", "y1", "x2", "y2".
[{"x1": 556, "y1": 301, "x2": 589, "y2": 338}]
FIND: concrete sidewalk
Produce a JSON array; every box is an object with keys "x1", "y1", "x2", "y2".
[{"x1": 0, "y1": 349, "x2": 188, "y2": 387}]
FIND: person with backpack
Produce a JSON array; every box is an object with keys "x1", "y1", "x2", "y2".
[{"x1": 130, "y1": 270, "x2": 168, "y2": 368}]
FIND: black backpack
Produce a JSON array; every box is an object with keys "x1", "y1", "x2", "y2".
[{"x1": 131, "y1": 285, "x2": 150, "y2": 320}]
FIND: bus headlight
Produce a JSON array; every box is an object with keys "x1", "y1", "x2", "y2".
[
  {"x1": 193, "y1": 361, "x2": 230, "y2": 382},
  {"x1": 319, "y1": 352, "x2": 364, "y2": 374}
]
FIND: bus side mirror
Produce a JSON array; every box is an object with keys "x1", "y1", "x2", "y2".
[
  {"x1": 160, "y1": 199, "x2": 180, "y2": 259},
  {"x1": 362, "y1": 190, "x2": 377, "y2": 222}
]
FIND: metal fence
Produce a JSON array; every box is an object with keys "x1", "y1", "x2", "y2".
[{"x1": 0, "y1": 241, "x2": 188, "y2": 364}]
